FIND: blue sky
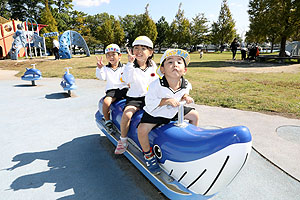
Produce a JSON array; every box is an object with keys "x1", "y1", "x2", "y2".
[{"x1": 73, "y1": 0, "x2": 249, "y2": 38}]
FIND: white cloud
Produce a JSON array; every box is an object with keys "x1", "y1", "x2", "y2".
[
  {"x1": 75, "y1": 0, "x2": 110, "y2": 7},
  {"x1": 230, "y1": 3, "x2": 244, "y2": 8}
]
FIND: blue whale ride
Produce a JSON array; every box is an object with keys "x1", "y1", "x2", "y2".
[
  {"x1": 21, "y1": 64, "x2": 42, "y2": 86},
  {"x1": 95, "y1": 98, "x2": 252, "y2": 200},
  {"x1": 60, "y1": 67, "x2": 77, "y2": 96}
]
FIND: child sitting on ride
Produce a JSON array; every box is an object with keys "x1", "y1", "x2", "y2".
[
  {"x1": 114, "y1": 36, "x2": 159, "y2": 154},
  {"x1": 96, "y1": 44, "x2": 128, "y2": 129},
  {"x1": 137, "y1": 49, "x2": 199, "y2": 174}
]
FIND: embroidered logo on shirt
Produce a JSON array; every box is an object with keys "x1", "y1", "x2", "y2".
[{"x1": 150, "y1": 73, "x2": 155, "y2": 77}]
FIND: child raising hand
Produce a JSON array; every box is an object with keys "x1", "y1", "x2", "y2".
[
  {"x1": 114, "y1": 36, "x2": 159, "y2": 154},
  {"x1": 96, "y1": 44, "x2": 128, "y2": 129}
]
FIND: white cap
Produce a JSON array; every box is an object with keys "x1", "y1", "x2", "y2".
[
  {"x1": 156, "y1": 49, "x2": 190, "y2": 78},
  {"x1": 159, "y1": 49, "x2": 190, "y2": 66},
  {"x1": 132, "y1": 36, "x2": 153, "y2": 48},
  {"x1": 105, "y1": 44, "x2": 121, "y2": 54}
]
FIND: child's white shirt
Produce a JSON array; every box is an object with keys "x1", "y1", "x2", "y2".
[
  {"x1": 122, "y1": 60, "x2": 158, "y2": 97},
  {"x1": 144, "y1": 76, "x2": 192, "y2": 119},
  {"x1": 96, "y1": 63, "x2": 128, "y2": 91}
]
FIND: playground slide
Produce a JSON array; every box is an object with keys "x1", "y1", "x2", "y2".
[
  {"x1": 58, "y1": 30, "x2": 90, "y2": 59},
  {"x1": 10, "y1": 30, "x2": 45, "y2": 60}
]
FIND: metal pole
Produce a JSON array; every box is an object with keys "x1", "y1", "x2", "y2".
[
  {"x1": 25, "y1": 20, "x2": 28, "y2": 59},
  {"x1": 176, "y1": 101, "x2": 187, "y2": 127},
  {"x1": 27, "y1": 18, "x2": 32, "y2": 58},
  {"x1": 43, "y1": 37, "x2": 47, "y2": 57},
  {"x1": 69, "y1": 30, "x2": 72, "y2": 56}
]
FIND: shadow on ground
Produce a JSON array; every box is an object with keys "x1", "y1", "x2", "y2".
[
  {"x1": 189, "y1": 60, "x2": 293, "y2": 68},
  {"x1": 6, "y1": 135, "x2": 166, "y2": 200},
  {"x1": 45, "y1": 92, "x2": 71, "y2": 99},
  {"x1": 14, "y1": 84, "x2": 39, "y2": 87}
]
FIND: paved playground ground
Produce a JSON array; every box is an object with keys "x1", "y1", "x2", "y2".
[{"x1": 0, "y1": 70, "x2": 299, "y2": 200}]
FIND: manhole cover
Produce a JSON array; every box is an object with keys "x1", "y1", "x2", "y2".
[{"x1": 276, "y1": 125, "x2": 300, "y2": 143}]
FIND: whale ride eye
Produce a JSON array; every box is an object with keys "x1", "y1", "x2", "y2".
[{"x1": 153, "y1": 145, "x2": 162, "y2": 159}]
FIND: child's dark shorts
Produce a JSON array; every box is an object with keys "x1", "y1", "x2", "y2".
[
  {"x1": 125, "y1": 96, "x2": 145, "y2": 109},
  {"x1": 105, "y1": 88, "x2": 128, "y2": 100},
  {"x1": 140, "y1": 106, "x2": 195, "y2": 126}
]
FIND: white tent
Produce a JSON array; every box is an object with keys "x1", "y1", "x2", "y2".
[{"x1": 286, "y1": 41, "x2": 300, "y2": 56}]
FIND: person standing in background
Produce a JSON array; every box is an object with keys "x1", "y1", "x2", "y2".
[
  {"x1": 53, "y1": 39, "x2": 60, "y2": 60},
  {"x1": 230, "y1": 38, "x2": 239, "y2": 60}
]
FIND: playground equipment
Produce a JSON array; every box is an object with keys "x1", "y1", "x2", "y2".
[
  {"x1": 58, "y1": 30, "x2": 90, "y2": 59},
  {"x1": 95, "y1": 98, "x2": 252, "y2": 200},
  {"x1": 60, "y1": 67, "x2": 77, "y2": 96},
  {"x1": 9, "y1": 17, "x2": 46, "y2": 60},
  {"x1": 0, "y1": 16, "x2": 27, "y2": 59},
  {"x1": 21, "y1": 64, "x2": 42, "y2": 86}
]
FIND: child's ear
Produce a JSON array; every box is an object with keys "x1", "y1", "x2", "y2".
[
  {"x1": 160, "y1": 66, "x2": 165, "y2": 74},
  {"x1": 183, "y1": 67, "x2": 187, "y2": 74}
]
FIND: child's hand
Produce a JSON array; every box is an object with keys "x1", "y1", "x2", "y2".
[
  {"x1": 183, "y1": 95, "x2": 194, "y2": 104},
  {"x1": 126, "y1": 47, "x2": 136, "y2": 63},
  {"x1": 96, "y1": 56, "x2": 104, "y2": 69},
  {"x1": 166, "y1": 98, "x2": 180, "y2": 107}
]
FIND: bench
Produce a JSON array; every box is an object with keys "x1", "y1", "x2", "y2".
[{"x1": 257, "y1": 55, "x2": 300, "y2": 63}]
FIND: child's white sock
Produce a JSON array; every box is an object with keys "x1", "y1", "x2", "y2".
[{"x1": 120, "y1": 136, "x2": 128, "y2": 143}]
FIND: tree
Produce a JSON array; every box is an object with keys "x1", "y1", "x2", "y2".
[
  {"x1": 190, "y1": 13, "x2": 210, "y2": 51},
  {"x1": 96, "y1": 18, "x2": 114, "y2": 50},
  {"x1": 113, "y1": 20, "x2": 125, "y2": 46},
  {"x1": 8, "y1": 0, "x2": 43, "y2": 21},
  {"x1": 155, "y1": 16, "x2": 169, "y2": 52},
  {"x1": 247, "y1": 0, "x2": 279, "y2": 52},
  {"x1": 270, "y1": 0, "x2": 299, "y2": 56},
  {"x1": 120, "y1": 4, "x2": 157, "y2": 48},
  {"x1": 0, "y1": 0, "x2": 11, "y2": 19},
  {"x1": 50, "y1": 0, "x2": 73, "y2": 32},
  {"x1": 210, "y1": 0, "x2": 236, "y2": 50},
  {"x1": 247, "y1": 0, "x2": 300, "y2": 56},
  {"x1": 95, "y1": 14, "x2": 125, "y2": 52},
  {"x1": 120, "y1": 14, "x2": 139, "y2": 46},
  {"x1": 68, "y1": 10, "x2": 87, "y2": 34},
  {"x1": 169, "y1": 3, "x2": 191, "y2": 49},
  {"x1": 134, "y1": 4, "x2": 158, "y2": 45},
  {"x1": 40, "y1": 0, "x2": 58, "y2": 51}
]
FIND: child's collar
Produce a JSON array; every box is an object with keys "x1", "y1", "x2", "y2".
[{"x1": 159, "y1": 76, "x2": 187, "y2": 89}]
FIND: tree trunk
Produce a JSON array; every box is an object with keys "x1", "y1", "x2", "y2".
[
  {"x1": 158, "y1": 46, "x2": 161, "y2": 54},
  {"x1": 279, "y1": 36, "x2": 286, "y2": 57},
  {"x1": 271, "y1": 42, "x2": 274, "y2": 53}
]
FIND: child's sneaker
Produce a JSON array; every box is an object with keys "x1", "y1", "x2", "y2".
[
  {"x1": 144, "y1": 154, "x2": 161, "y2": 175},
  {"x1": 114, "y1": 140, "x2": 128, "y2": 154},
  {"x1": 105, "y1": 120, "x2": 113, "y2": 129}
]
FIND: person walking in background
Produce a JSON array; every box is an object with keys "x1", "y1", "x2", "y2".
[
  {"x1": 199, "y1": 49, "x2": 203, "y2": 59},
  {"x1": 230, "y1": 38, "x2": 239, "y2": 60},
  {"x1": 53, "y1": 39, "x2": 60, "y2": 60}
]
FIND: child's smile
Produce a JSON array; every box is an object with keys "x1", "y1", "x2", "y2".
[{"x1": 133, "y1": 45, "x2": 152, "y2": 62}]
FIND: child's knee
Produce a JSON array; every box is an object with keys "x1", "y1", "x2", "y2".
[
  {"x1": 138, "y1": 124, "x2": 151, "y2": 137},
  {"x1": 186, "y1": 110, "x2": 199, "y2": 122},
  {"x1": 192, "y1": 110, "x2": 199, "y2": 120}
]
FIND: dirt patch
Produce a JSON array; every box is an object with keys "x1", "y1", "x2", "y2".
[
  {"x1": 0, "y1": 69, "x2": 19, "y2": 80},
  {"x1": 214, "y1": 60, "x2": 300, "y2": 73}
]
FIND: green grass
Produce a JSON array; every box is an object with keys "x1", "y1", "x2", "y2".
[{"x1": 2, "y1": 51, "x2": 300, "y2": 118}]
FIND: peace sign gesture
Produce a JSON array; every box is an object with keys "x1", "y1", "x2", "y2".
[
  {"x1": 96, "y1": 56, "x2": 104, "y2": 69},
  {"x1": 126, "y1": 47, "x2": 136, "y2": 63}
]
